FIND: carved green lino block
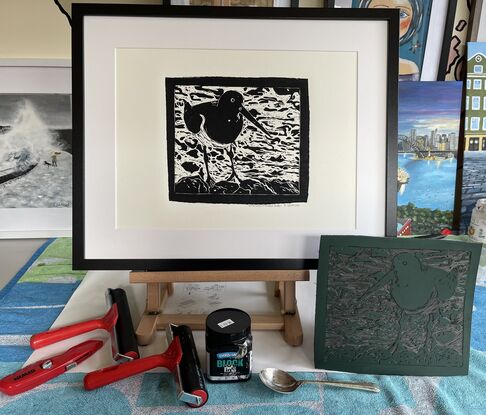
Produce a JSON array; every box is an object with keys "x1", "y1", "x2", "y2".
[{"x1": 314, "y1": 236, "x2": 481, "y2": 376}]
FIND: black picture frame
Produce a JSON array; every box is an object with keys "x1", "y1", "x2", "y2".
[
  {"x1": 292, "y1": 1, "x2": 335, "y2": 6},
  {"x1": 438, "y1": 0, "x2": 459, "y2": 81},
  {"x1": 72, "y1": 5, "x2": 398, "y2": 271}
]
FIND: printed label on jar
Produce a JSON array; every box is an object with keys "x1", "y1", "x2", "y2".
[
  {"x1": 217, "y1": 319, "x2": 235, "y2": 328},
  {"x1": 206, "y1": 351, "x2": 252, "y2": 381}
]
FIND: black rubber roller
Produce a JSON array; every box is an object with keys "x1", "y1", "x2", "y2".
[{"x1": 108, "y1": 288, "x2": 139, "y2": 361}]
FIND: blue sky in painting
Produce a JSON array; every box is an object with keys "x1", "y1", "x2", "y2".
[
  {"x1": 398, "y1": 82, "x2": 462, "y2": 136},
  {"x1": 468, "y1": 42, "x2": 486, "y2": 59}
]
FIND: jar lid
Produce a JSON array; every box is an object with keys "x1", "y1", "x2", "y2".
[{"x1": 206, "y1": 308, "x2": 251, "y2": 348}]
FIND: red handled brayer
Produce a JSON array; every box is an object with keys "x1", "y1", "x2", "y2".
[
  {"x1": 0, "y1": 340, "x2": 103, "y2": 396},
  {"x1": 84, "y1": 325, "x2": 208, "y2": 408},
  {"x1": 167, "y1": 324, "x2": 208, "y2": 408},
  {"x1": 83, "y1": 336, "x2": 182, "y2": 390},
  {"x1": 30, "y1": 303, "x2": 117, "y2": 349},
  {"x1": 30, "y1": 288, "x2": 139, "y2": 363}
]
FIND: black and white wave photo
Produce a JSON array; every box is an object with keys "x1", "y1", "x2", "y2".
[
  {"x1": 0, "y1": 94, "x2": 72, "y2": 208},
  {"x1": 166, "y1": 77, "x2": 309, "y2": 204}
]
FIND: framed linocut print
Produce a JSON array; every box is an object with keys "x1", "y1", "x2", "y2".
[
  {"x1": 0, "y1": 60, "x2": 72, "y2": 238},
  {"x1": 315, "y1": 236, "x2": 481, "y2": 376},
  {"x1": 72, "y1": 5, "x2": 398, "y2": 270}
]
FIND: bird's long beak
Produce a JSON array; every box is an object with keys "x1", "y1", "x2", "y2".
[{"x1": 240, "y1": 106, "x2": 271, "y2": 138}]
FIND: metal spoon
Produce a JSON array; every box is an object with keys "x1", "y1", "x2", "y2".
[{"x1": 259, "y1": 368, "x2": 380, "y2": 394}]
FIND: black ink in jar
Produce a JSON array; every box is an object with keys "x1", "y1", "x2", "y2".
[{"x1": 205, "y1": 308, "x2": 252, "y2": 382}]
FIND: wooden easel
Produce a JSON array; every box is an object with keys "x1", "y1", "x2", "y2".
[{"x1": 130, "y1": 270, "x2": 310, "y2": 347}]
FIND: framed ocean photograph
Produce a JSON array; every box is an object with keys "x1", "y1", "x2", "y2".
[
  {"x1": 352, "y1": 0, "x2": 433, "y2": 81},
  {"x1": 460, "y1": 42, "x2": 486, "y2": 231},
  {"x1": 72, "y1": 5, "x2": 398, "y2": 270},
  {"x1": 0, "y1": 60, "x2": 72, "y2": 238},
  {"x1": 397, "y1": 81, "x2": 462, "y2": 236}
]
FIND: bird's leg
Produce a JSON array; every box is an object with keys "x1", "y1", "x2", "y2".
[
  {"x1": 389, "y1": 310, "x2": 406, "y2": 355},
  {"x1": 203, "y1": 146, "x2": 215, "y2": 188},
  {"x1": 423, "y1": 312, "x2": 436, "y2": 357},
  {"x1": 226, "y1": 144, "x2": 242, "y2": 183}
]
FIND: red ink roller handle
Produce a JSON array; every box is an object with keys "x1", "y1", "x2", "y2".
[
  {"x1": 84, "y1": 337, "x2": 182, "y2": 391},
  {"x1": 30, "y1": 304, "x2": 118, "y2": 349},
  {"x1": 0, "y1": 340, "x2": 103, "y2": 396}
]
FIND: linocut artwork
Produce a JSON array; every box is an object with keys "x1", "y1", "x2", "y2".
[
  {"x1": 0, "y1": 94, "x2": 72, "y2": 208},
  {"x1": 166, "y1": 77, "x2": 309, "y2": 204},
  {"x1": 397, "y1": 81, "x2": 462, "y2": 236},
  {"x1": 315, "y1": 236, "x2": 481, "y2": 376}
]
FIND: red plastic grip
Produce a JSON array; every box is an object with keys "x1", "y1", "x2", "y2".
[
  {"x1": 0, "y1": 340, "x2": 103, "y2": 396},
  {"x1": 84, "y1": 337, "x2": 182, "y2": 391},
  {"x1": 30, "y1": 304, "x2": 118, "y2": 349}
]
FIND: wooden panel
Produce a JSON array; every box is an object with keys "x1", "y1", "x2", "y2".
[{"x1": 130, "y1": 269, "x2": 310, "y2": 283}]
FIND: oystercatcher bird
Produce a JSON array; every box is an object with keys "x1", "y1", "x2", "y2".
[
  {"x1": 360, "y1": 252, "x2": 458, "y2": 354},
  {"x1": 183, "y1": 90, "x2": 271, "y2": 185}
]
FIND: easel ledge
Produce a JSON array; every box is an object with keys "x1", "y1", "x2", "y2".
[{"x1": 130, "y1": 269, "x2": 310, "y2": 347}]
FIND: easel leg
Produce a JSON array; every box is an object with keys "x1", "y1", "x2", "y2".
[
  {"x1": 282, "y1": 281, "x2": 302, "y2": 346},
  {"x1": 284, "y1": 308, "x2": 303, "y2": 346},
  {"x1": 136, "y1": 283, "x2": 170, "y2": 345}
]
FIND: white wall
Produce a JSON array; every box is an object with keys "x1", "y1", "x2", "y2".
[{"x1": 0, "y1": 0, "x2": 71, "y2": 59}]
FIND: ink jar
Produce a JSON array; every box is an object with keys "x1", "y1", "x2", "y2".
[{"x1": 205, "y1": 308, "x2": 252, "y2": 382}]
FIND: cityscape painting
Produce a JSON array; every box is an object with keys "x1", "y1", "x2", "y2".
[
  {"x1": 461, "y1": 43, "x2": 486, "y2": 230},
  {"x1": 397, "y1": 81, "x2": 462, "y2": 235}
]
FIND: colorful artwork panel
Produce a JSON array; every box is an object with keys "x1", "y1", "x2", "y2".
[
  {"x1": 397, "y1": 81, "x2": 462, "y2": 235},
  {"x1": 461, "y1": 42, "x2": 486, "y2": 230},
  {"x1": 353, "y1": 0, "x2": 433, "y2": 81}
]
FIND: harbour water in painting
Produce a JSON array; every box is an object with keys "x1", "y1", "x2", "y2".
[
  {"x1": 398, "y1": 154, "x2": 457, "y2": 211},
  {"x1": 165, "y1": 77, "x2": 309, "y2": 204}
]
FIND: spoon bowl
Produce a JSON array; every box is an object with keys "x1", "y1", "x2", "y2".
[{"x1": 259, "y1": 368, "x2": 380, "y2": 394}]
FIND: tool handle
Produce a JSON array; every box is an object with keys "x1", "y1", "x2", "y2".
[
  {"x1": 84, "y1": 337, "x2": 182, "y2": 391},
  {"x1": 31, "y1": 319, "x2": 104, "y2": 349},
  {"x1": 301, "y1": 379, "x2": 380, "y2": 393},
  {"x1": 0, "y1": 340, "x2": 103, "y2": 396},
  {"x1": 30, "y1": 305, "x2": 118, "y2": 349}
]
